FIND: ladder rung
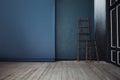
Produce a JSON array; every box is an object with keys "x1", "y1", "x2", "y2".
[
  {"x1": 79, "y1": 33, "x2": 90, "y2": 35},
  {"x1": 79, "y1": 26, "x2": 89, "y2": 28},
  {"x1": 79, "y1": 20, "x2": 89, "y2": 22},
  {"x1": 78, "y1": 47, "x2": 86, "y2": 49},
  {"x1": 87, "y1": 45, "x2": 96, "y2": 47},
  {"x1": 89, "y1": 50, "x2": 96, "y2": 53},
  {"x1": 87, "y1": 58, "x2": 98, "y2": 59},
  {"x1": 79, "y1": 40, "x2": 91, "y2": 41},
  {"x1": 87, "y1": 44, "x2": 96, "y2": 46},
  {"x1": 85, "y1": 40, "x2": 96, "y2": 42},
  {"x1": 87, "y1": 58, "x2": 93, "y2": 59},
  {"x1": 87, "y1": 46, "x2": 92, "y2": 48}
]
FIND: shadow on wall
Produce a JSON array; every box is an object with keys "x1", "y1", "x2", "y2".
[{"x1": 56, "y1": 0, "x2": 94, "y2": 60}]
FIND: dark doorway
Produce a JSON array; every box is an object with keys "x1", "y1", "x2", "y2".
[{"x1": 106, "y1": 0, "x2": 120, "y2": 66}]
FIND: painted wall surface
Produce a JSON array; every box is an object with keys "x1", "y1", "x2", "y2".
[
  {"x1": 0, "y1": 0, "x2": 55, "y2": 61},
  {"x1": 56, "y1": 0, "x2": 94, "y2": 60},
  {"x1": 94, "y1": 0, "x2": 106, "y2": 60}
]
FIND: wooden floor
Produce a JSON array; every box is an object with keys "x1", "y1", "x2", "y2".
[{"x1": 0, "y1": 61, "x2": 120, "y2": 80}]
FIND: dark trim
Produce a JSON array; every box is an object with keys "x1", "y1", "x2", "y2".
[
  {"x1": 55, "y1": 0, "x2": 57, "y2": 61},
  {"x1": 54, "y1": 0, "x2": 56, "y2": 61},
  {"x1": 0, "y1": 58, "x2": 55, "y2": 62},
  {"x1": 106, "y1": 0, "x2": 111, "y2": 62},
  {"x1": 110, "y1": 0, "x2": 120, "y2": 9}
]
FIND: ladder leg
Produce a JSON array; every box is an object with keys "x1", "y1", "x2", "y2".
[
  {"x1": 95, "y1": 41, "x2": 99, "y2": 61},
  {"x1": 86, "y1": 41, "x2": 88, "y2": 61},
  {"x1": 77, "y1": 49, "x2": 80, "y2": 61}
]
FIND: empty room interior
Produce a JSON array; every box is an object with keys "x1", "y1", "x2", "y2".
[{"x1": 0, "y1": 0, "x2": 120, "y2": 80}]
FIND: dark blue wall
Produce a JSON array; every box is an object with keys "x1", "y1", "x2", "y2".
[
  {"x1": 0, "y1": 0, "x2": 55, "y2": 61},
  {"x1": 56, "y1": 0, "x2": 94, "y2": 60}
]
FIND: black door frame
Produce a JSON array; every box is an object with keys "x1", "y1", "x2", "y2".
[{"x1": 106, "y1": 0, "x2": 120, "y2": 66}]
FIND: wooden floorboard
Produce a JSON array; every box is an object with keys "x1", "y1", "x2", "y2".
[{"x1": 0, "y1": 61, "x2": 119, "y2": 80}]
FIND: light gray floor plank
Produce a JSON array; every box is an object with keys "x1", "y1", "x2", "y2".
[{"x1": 0, "y1": 61, "x2": 119, "y2": 80}]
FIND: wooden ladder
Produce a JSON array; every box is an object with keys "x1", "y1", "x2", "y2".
[{"x1": 77, "y1": 18, "x2": 99, "y2": 61}]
